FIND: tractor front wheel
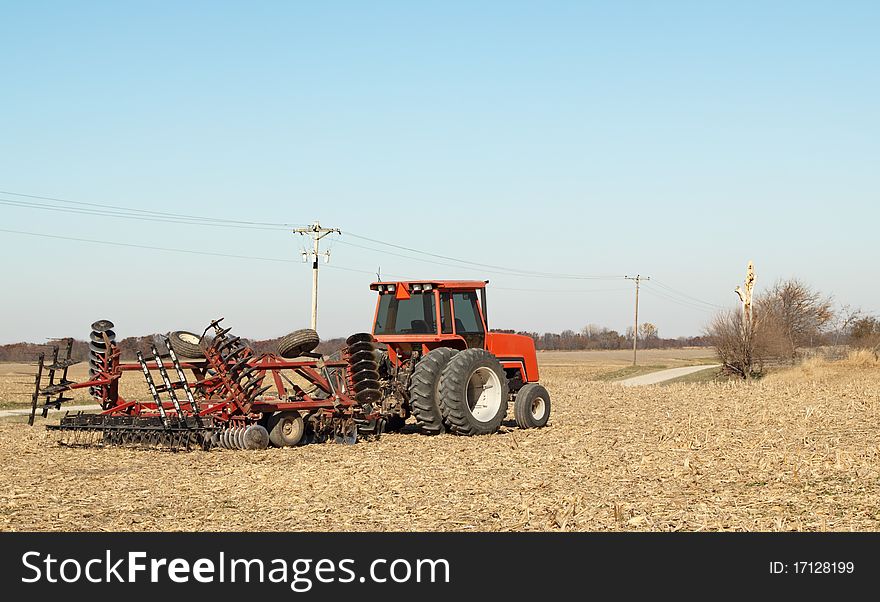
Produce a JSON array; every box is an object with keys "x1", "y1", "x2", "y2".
[
  {"x1": 438, "y1": 349, "x2": 509, "y2": 436},
  {"x1": 513, "y1": 383, "x2": 551, "y2": 429}
]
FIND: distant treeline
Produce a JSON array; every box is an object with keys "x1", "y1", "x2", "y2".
[
  {"x1": 491, "y1": 328, "x2": 711, "y2": 350},
  {"x1": 0, "y1": 325, "x2": 710, "y2": 362},
  {"x1": 0, "y1": 336, "x2": 348, "y2": 363}
]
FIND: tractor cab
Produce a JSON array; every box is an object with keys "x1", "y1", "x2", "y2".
[{"x1": 370, "y1": 281, "x2": 489, "y2": 352}]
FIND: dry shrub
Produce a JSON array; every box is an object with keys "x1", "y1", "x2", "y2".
[
  {"x1": 765, "y1": 348, "x2": 880, "y2": 384},
  {"x1": 838, "y1": 348, "x2": 880, "y2": 368},
  {"x1": 705, "y1": 309, "x2": 771, "y2": 379}
]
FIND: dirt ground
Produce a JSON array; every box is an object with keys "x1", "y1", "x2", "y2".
[{"x1": 1, "y1": 350, "x2": 879, "y2": 532}]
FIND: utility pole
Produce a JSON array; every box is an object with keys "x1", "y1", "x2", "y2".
[
  {"x1": 625, "y1": 275, "x2": 650, "y2": 366},
  {"x1": 293, "y1": 221, "x2": 341, "y2": 331}
]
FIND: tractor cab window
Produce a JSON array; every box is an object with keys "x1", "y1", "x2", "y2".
[
  {"x1": 452, "y1": 292, "x2": 484, "y2": 333},
  {"x1": 374, "y1": 292, "x2": 437, "y2": 335}
]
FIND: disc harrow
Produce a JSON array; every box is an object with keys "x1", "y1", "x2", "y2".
[{"x1": 36, "y1": 318, "x2": 378, "y2": 451}]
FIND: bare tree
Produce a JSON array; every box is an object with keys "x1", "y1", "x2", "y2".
[
  {"x1": 831, "y1": 305, "x2": 862, "y2": 346},
  {"x1": 638, "y1": 322, "x2": 659, "y2": 348},
  {"x1": 705, "y1": 309, "x2": 767, "y2": 379},
  {"x1": 850, "y1": 316, "x2": 880, "y2": 355},
  {"x1": 756, "y1": 279, "x2": 834, "y2": 360}
]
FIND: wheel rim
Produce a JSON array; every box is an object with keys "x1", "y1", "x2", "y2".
[
  {"x1": 179, "y1": 332, "x2": 200, "y2": 345},
  {"x1": 466, "y1": 366, "x2": 502, "y2": 422},
  {"x1": 279, "y1": 414, "x2": 303, "y2": 444},
  {"x1": 530, "y1": 397, "x2": 546, "y2": 420}
]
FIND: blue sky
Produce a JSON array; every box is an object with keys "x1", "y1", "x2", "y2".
[{"x1": 1, "y1": 1, "x2": 877, "y2": 343}]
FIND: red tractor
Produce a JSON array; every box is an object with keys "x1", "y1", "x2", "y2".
[{"x1": 365, "y1": 280, "x2": 550, "y2": 436}]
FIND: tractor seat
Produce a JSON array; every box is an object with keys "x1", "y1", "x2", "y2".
[{"x1": 410, "y1": 319, "x2": 431, "y2": 333}]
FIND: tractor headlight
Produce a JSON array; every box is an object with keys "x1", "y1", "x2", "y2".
[
  {"x1": 387, "y1": 284, "x2": 396, "y2": 292},
  {"x1": 423, "y1": 283, "x2": 433, "y2": 291},
  {"x1": 412, "y1": 283, "x2": 422, "y2": 292}
]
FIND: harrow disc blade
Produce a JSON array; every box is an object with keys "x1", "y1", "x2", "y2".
[
  {"x1": 355, "y1": 387, "x2": 382, "y2": 403},
  {"x1": 350, "y1": 359, "x2": 379, "y2": 374},
  {"x1": 347, "y1": 350, "x2": 376, "y2": 365},
  {"x1": 88, "y1": 341, "x2": 110, "y2": 354},
  {"x1": 345, "y1": 333, "x2": 374, "y2": 345},
  {"x1": 90, "y1": 319, "x2": 115, "y2": 333},
  {"x1": 243, "y1": 424, "x2": 269, "y2": 450},
  {"x1": 346, "y1": 342, "x2": 376, "y2": 355},
  {"x1": 351, "y1": 370, "x2": 380, "y2": 384},
  {"x1": 89, "y1": 330, "x2": 116, "y2": 343}
]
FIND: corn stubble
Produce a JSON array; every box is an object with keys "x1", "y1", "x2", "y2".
[{"x1": 1, "y1": 352, "x2": 878, "y2": 532}]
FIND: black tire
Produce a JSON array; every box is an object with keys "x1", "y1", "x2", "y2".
[
  {"x1": 438, "y1": 349, "x2": 509, "y2": 436},
  {"x1": 267, "y1": 411, "x2": 305, "y2": 447},
  {"x1": 168, "y1": 331, "x2": 205, "y2": 359},
  {"x1": 513, "y1": 383, "x2": 551, "y2": 429},
  {"x1": 409, "y1": 347, "x2": 459, "y2": 435},
  {"x1": 278, "y1": 329, "x2": 320, "y2": 358}
]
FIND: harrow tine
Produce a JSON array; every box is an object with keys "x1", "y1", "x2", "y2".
[
  {"x1": 163, "y1": 338, "x2": 202, "y2": 416},
  {"x1": 151, "y1": 344, "x2": 188, "y2": 428},
  {"x1": 29, "y1": 352, "x2": 45, "y2": 426},
  {"x1": 137, "y1": 351, "x2": 170, "y2": 428},
  {"x1": 41, "y1": 344, "x2": 60, "y2": 418}
]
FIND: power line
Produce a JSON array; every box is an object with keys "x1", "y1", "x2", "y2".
[
  {"x1": 0, "y1": 227, "x2": 298, "y2": 262},
  {"x1": 640, "y1": 283, "x2": 715, "y2": 313},
  {"x1": 0, "y1": 189, "x2": 300, "y2": 227},
  {"x1": 650, "y1": 278, "x2": 722, "y2": 309},
  {"x1": 0, "y1": 197, "x2": 296, "y2": 231},
  {"x1": 493, "y1": 286, "x2": 632, "y2": 293},
  {"x1": 346, "y1": 231, "x2": 624, "y2": 281},
  {"x1": 338, "y1": 237, "x2": 624, "y2": 281},
  {"x1": 2, "y1": 189, "x2": 626, "y2": 281},
  {"x1": 0, "y1": 227, "x2": 400, "y2": 278}
]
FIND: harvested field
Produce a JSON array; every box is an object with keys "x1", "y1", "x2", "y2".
[{"x1": 1, "y1": 351, "x2": 879, "y2": 532}]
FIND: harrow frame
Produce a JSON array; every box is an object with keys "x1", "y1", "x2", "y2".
[{"x1": 34, "y1": 319, "x2": 382, "y2": 450}]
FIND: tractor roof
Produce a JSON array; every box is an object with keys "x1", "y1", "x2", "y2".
[{"x1": 369, "y1": 280, "x2": 487, "y2": 292}]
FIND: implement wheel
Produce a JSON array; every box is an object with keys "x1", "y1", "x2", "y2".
[
  {"x1": 409, "y1": 347, "x2": 459, "y2": 435},
  {"x1": 513, "y1": 383, "x2": 551, "y2": 429},
  {"x1": 168, "y1": 331, "x2": 205, "y2": 359},
  {"x1": 267, "y1": 411, "x2": 305, "y2": 447},
  {"x1": 438, "y1": 349, "x2": 509, "y2": 436},
  {"x1": 278, "y1": 329, "x2": 320, "y2": 358}
]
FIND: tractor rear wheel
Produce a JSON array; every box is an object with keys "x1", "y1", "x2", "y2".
[
  {"x1": 267, "y1": 411, "x2": 305, "y2": 447},
  {"x1": 278, "y1": 329, "x2": 320, "y2": 358},
  {"x1": 168, "y1": 331, "x2": 205, "y2": 359},
  {"x1": 513, "y1": 383, "x2": 551, "y2": 429},
  {"x1": 438, "y1": 349, "x2": 509, "y2": 436},
  {"x1": 409, "y1": 347, "x2": 459, "y2": 435}
]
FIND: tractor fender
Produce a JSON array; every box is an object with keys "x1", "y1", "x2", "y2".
[{"x1": 484, "y1": 332, "x2": 539, "y2": 383}]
